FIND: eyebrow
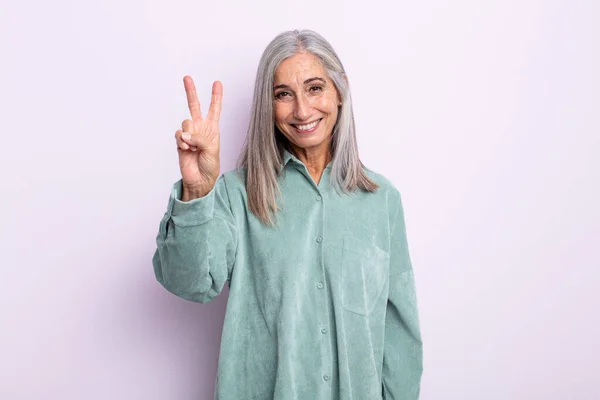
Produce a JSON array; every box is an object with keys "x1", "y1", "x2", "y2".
[{"x1": 273, "y1": 77, "x2": 326, "y2": 90}]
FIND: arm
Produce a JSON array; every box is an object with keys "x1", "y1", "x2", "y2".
[
  {"x1": 152, "y1": 174, "x2": 238, "y2": 303},
  {"x1": 382, "y1": 192, "x2": 423, "y2": 399}
]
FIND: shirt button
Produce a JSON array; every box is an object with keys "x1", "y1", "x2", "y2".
[
  {"x1": 321, "y1": 327, "x2": 328, "y2": 334},
  {"x1": 323, "y1": 374, "x2": 330, "y2": 381},
  {"x1": 316, "y1": 282, "x2": 324, "y2": 289},
  {"x1": 316, "y1": 195, "x2": 322, "y2": 202},
  {"x1": 316, "y1": 236, "x2": 323, "y2": 243}
]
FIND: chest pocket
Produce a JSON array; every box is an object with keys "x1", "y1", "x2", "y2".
[{"x1": 341, "y1": 236, "x2": 390, "y2": 316}]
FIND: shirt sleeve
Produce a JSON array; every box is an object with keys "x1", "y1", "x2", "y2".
[
  {"x1": 152, "y1": 174, "x2": 238, "y2": 303},
  {"x1": 382, "y1": 192, "x2": 424, "y2": 399}
]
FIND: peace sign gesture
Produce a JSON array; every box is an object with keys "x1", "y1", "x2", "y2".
[{"x1": 175, "y1": 76, "x2": 223, "y2": 200}]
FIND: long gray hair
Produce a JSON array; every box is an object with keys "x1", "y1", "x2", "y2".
[{"x1": 236, "y1": 29, "x2": 380, "y2": 227}]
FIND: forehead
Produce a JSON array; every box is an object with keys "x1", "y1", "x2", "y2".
[{"x1": 274, "y1": 52, "x2": 327, "y2": 84}]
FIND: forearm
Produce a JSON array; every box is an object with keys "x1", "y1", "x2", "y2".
[
  {"x1": 152, "y1": 177, "x2": 238, "y2": 303},
  {"x1": 382, "y1": 269, "x2": 423, "y2": 399}
]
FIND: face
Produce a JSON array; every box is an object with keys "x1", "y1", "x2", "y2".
[{"x1": 272, "y1": 52, "x2": 341, "y2": 153}]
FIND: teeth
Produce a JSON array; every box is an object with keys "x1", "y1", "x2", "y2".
[{"x1": 296, "y1": 119, "x2": 320, "y2": 131}]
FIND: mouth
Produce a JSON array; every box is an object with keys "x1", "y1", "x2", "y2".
[{"x1": 291, "y1": 118, "x2": 322, "y2": 134}]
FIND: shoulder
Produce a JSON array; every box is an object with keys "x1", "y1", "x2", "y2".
[
  {"x1": 362, "y1": 166, "x2": 402, "y2": 201},
  {"x1": 361, "y1": 166, "x2": 407, "y2": 228},
  {"x1": 350, "y1": 166, "x2": 410, "y2": 246},
  {"x1": 220, "y1": 168, "x2": 248, "y2": 195}
]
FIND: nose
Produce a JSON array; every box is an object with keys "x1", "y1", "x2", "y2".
[{"x1": 293, "y1": 93, "x2": 311, "y2": 121}]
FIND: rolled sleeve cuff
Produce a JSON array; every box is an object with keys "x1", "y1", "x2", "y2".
[{"x1": 167, "y1": 179, "x2": 216, "y2": 226}]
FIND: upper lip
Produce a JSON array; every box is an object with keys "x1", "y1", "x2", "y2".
[{"x1": 292, "y1": 118, "x2": 322, "y2": 126}]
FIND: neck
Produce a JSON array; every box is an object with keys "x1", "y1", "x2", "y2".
[{"x1": 289, "y1": 141, "x2": 333, "y2": 174}]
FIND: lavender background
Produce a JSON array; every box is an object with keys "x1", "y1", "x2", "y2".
[{"x1": 1, "y1": 0, "x2": 598, "y2": 399}]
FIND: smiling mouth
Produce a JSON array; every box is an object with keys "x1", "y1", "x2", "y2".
[{"x1": 292, "y1": 118, "x2": 322, "y2": 133}]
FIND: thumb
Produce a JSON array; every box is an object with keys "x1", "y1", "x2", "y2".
[{"x1": 182, "y1": 132, "x2": 208, "y2": 149}]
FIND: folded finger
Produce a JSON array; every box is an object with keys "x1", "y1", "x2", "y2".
[
  {"x1": 175, "y1": 130, "x2": 190, "y2": 150},
  {"x1": 181, "y1": 119, "x2": 194, "y2": 132}
]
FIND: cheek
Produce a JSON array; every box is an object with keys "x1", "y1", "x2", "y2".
[
  {"x1": 273, "y1": 105, "x2": 289, "y2": 125},
  {"x1": 311, "y1": 91, "x2": 338, "y2": 109},
  {"x1": 314, "y1": 96, "x2": 338, "y2": 115}
]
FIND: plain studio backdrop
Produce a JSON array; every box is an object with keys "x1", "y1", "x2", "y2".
[{"x1": 1, "y1": 0, "x2": 598, "y2": 399}]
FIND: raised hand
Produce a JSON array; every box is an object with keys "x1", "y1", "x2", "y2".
[{"x1": 175, "y1": 76, "x2": 223, "y2": 200}]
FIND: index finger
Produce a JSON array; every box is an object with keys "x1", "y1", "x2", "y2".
[{"x1": 183, "y1": 76, "x2": 202, "y2": 122}]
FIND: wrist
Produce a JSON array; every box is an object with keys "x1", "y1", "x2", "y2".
[{"x1": 181, "y1": 184, "x2": 211, "y2": 201}]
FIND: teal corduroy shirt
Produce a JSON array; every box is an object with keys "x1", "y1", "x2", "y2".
[{"x1": 152, "y1": 148, "x2": 423, "y2": 399}]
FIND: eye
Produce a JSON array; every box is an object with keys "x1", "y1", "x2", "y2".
[
  {"x1": 275, "y1": 91, "x2": 290, "y2": 99},
  {"x1": 309, "y1": 85, "x2": 323, "y2": 92}
]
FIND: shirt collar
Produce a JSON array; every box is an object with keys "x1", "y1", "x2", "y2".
[
  {"x1": 282, "y1": 148, "x2": 332, "y2": 170},
  {"x1": 282, "y1": 148, "x2": 295, "y2": 166}
]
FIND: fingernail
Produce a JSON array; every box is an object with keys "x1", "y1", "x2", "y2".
[{"x1": 182, "y1": 133, "x2": 191, "y2": 140}]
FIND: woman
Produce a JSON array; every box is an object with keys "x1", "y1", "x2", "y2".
[{"x1": 152, "y1": 29, "x2": 423, "y2": 400}]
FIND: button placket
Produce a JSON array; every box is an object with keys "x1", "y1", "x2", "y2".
[{"x1": 315, "y1": 189, "x2": 330, "y2": 387}]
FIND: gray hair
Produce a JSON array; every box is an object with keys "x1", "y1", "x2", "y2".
[{"x1": 236, "y1": 29, "x2": 379, "y2": 227}]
